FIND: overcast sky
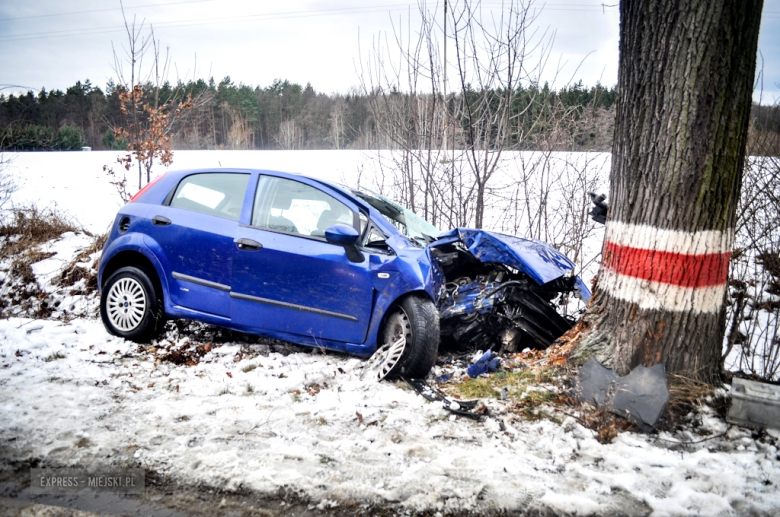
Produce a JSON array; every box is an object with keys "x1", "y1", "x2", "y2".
[{"x1": 1, "y1": 0, "x2": 779, "y2": 103}]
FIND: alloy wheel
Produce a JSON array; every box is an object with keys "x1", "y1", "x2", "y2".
[{"x1": 106, "y1": 277, "x2": 147, "y2": 332}]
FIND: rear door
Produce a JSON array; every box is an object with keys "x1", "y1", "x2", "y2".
[
  {"x1": 230, "y1": 175, "x2": 374, "y2": 343},
  {"x1": 144, "y1": 172, "x2": 250, "y2": 318}
]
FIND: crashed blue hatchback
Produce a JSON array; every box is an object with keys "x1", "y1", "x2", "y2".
[{"x1": 98, "y1": 169, "x2": 590, "y2": 379}]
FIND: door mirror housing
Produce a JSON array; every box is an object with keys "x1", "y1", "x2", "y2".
[
  {"x1": 325, "y1": 224, "x2": 360, "y2": 246},
  {"x1": 325, "y1": 224, "x2": 363, "y2": 263}
]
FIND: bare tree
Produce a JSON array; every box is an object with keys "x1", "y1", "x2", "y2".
[
  {"x1": 359, "y1": 4, "x2": 451, "y2": 225},
  {"x1": 330, "y1": 98, "x2": 347, "y2": 150},
  {"x1": 0, "y1": 151, "x2": 16, "y2": 213},
  {"x1": 275, "y1": 119, "x2": 302, "y2": 150},
  {"x1": 360, "y1": 0, "x2": 555, "y2": 229},
  {"x1": 723, "y1": 107, "x2": 780, "y2": 380},
  {"x1": 447, "y1": 0, "x2": 552, "y2": 228},
  {"x1": 107, "y1": 1, "x2": 196, "y2": 189}
]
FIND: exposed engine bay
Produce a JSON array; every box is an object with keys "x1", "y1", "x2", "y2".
[{"x1": 431, "y1": 239, "x2": 584, "y2": 354}]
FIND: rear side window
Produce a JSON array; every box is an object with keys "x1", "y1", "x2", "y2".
[
  {"x1": 170, "y1": 173, "x2": 249, "y2": 221},
  {"x1": 252, "y1": 176, "x2": 355, "y2": 237}
]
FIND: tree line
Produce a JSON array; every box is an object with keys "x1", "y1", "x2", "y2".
[
  {"x1": 0, "y1": 77, "x2": 619, "y2": 152},
  {"x1": 2, "y1": 78, "x2": 777, "y2": 155}
]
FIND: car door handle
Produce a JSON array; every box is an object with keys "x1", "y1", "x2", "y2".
[
  {"x1": 152, "y1": 215, "x2": 171, "y2": 226},
  {"x1": 235, "y1": 238, "x2": 263, "y2": 251}
]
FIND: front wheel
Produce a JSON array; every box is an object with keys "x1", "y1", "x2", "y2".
[
  {"x1": 100, "y1": 266, "x2": 165, "y2": 343},
  {"x1": 364, "y1": 295, "x2": 440, "y2": 380}
]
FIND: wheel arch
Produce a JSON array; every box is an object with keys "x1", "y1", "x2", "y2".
[
  {"x1": 376, "y1": 289, "x2": 436, "y2": 345},
  {"x1": 101, "y1": 250, "x2": 165, "y2": 306}
]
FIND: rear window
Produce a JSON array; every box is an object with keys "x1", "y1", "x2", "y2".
[{"x1": 170, "y1": 173, "x2": 249, "y2": 221}]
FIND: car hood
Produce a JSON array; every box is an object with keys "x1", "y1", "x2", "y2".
[{"x1": 431, "y1": 228, "x2": 591, "y2": 301}]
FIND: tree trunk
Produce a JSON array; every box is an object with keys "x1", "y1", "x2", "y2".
[{"x1": 572, "y1": 0, "x2": 763, "y2": 381}]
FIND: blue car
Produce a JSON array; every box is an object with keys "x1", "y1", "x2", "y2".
[{"x1": 98, "y1": 169, "x2": 591, "y2": 378}]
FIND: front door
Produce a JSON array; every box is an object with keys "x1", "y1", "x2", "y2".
[{"x1": 230, "y1": 175, "x2": 373, "y2": 343}]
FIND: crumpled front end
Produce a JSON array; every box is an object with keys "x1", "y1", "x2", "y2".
[{"x1": 430, "y1": 229, "x2": 591, "y2": 353}]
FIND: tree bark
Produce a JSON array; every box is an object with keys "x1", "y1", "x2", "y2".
[{"x1": 572, "y1": 0, "x2": 763, "y2": 381}]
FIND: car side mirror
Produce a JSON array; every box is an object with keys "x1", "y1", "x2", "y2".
[
  {"x1": 325, "y1": 224, "x2": 364, "y2": 263},
  {"x1": 325, "y1": 224, "x2": 360, "y2": 245}
]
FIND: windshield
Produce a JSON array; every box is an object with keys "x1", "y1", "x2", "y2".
[{"x1": 352, "y1": 188, "x2": 440, "y2": 245}]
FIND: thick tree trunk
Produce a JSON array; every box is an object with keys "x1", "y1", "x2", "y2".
[{"x1": 572, "y1": 0, "x2": 763, "y2": 381}]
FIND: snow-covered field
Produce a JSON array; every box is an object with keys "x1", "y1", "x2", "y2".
[{"x1": 1, "y1": 150, "x2": 779, "y2": 515}]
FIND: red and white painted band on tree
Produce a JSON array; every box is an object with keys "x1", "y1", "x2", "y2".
[{"x1": 599, "y1": 221, "x2": 734, "y2": 314}]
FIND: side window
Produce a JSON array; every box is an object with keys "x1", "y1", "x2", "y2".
[
  {"x1": 170, "y1": 173, "x2": 249, "y2": 221},
  {"x1": 252, "y1": 176, "x2": 355, "y2": 237},
  {"x1": 364, "y1": 225, "x2": 390, "y2": 251},
  {"x1": 365, "y1": 227, "x2": 386, "y2": 246}
]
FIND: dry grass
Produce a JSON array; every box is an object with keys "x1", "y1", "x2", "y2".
[
  {"x1": 0, "y1": 206, "x2": 89, "y2": 319},
  {"x1": 575, "y1": 406, "x2": 637, "y2": 443},
  {"x1": 666, "y1": 373, "x2": 719, "y2": 414},
  {"x1": 0, "y1": 206, "x2": 82, "y2": 258},
  {"x1": 58, "y1": 232, "x2": 107, "y2": 294}
]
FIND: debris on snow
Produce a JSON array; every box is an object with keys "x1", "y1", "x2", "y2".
[
  {"x1": 466, "y1": 350, "x2": 501, "y2": 378},
  {"x1": 404, "y1": 377, "x2": 482, "y2": 419},
  {"x1": 576, "y1": 357, "x2": 670, "y2": 432},
  {"x1": 728, "y1": 376, "x2": 780, "y2": 431}
]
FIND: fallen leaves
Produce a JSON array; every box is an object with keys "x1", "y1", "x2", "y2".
[{"x1": 156, "y1": 341, "x2": 214, "y2": 366}]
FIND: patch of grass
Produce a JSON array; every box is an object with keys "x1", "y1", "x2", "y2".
[
  {"x1": 245, "y1": 383, "x2": 254, "y2": 394},
  {"x1": 316, "y1": 416, "x2": 328, "y2": 426},
  {"x1": 453, "y1": 369, "x2": 554, "y2": 401},
  {"x1": 457, "y1": 378, "x2": 501, "y2": 399},
  {"x1": 523, "y1": 388, "x2": 558, "y2": 405},
  {"x1": 218, "y1": 387, "x2": 232, "y2": 396},
  {"x1": 242, "y1": 363, "x2": 258, "y2": 373},
  {"x1": 43, "y1": 351, "x2": 66, "y2": 362}
]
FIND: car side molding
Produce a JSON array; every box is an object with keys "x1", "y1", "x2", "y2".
[
  {"x1": 229, "y1": 291, "x2": 359, "y2": 322},
  {"x1": 172, "y1": 272, "x2": 231, "y2": 292}
]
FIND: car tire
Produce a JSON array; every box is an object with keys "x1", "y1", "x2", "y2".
[
  {"x1": 382, "y1": 294, "x2": 440, "y2": 379},
  {"x1": 100, "y1": 266, "x2": 165, "y2": 343}
]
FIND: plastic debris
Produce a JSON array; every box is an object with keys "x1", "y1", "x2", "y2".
[
  {"x1": 467, "y1": 350, "x2": 500, "y2": 378},
  {"x1": 435, "y1": 373, "x2": 453, "y2": 383},
  {"x1": 578, "y1": 356, "x2": 618, "y2": 406},
  {"x1": 576, "y1": 357, "x2": 669, "y2": 433},
  {"x1": 728, "y1": 377, "x2": 780, "y2": 431},
  {"x1": 611, "y1": 363, "x2": 669, "y2": 433},
  {"x1": 403, "y1": 377, "x2": 481, "y2": 419}
]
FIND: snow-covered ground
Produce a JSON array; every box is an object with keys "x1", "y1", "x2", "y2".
[
  {"x1": 1, "y1": 150, "x2": 779, "y2": 515},
  {"x1": 2, "y1": 316, "x2": 779, "y2": 515}
]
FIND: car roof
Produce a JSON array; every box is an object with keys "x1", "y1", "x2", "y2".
[{"x1": 163, "y1": 168, "x2": 352, "y2": 198}]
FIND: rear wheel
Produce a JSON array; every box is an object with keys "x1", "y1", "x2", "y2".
[
  {"x1": 364, "y1": 295, "x2": 439, "y2": 380},
  {"x1": 100, "y1": 266, "x2": 165, "y2": 343}
]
